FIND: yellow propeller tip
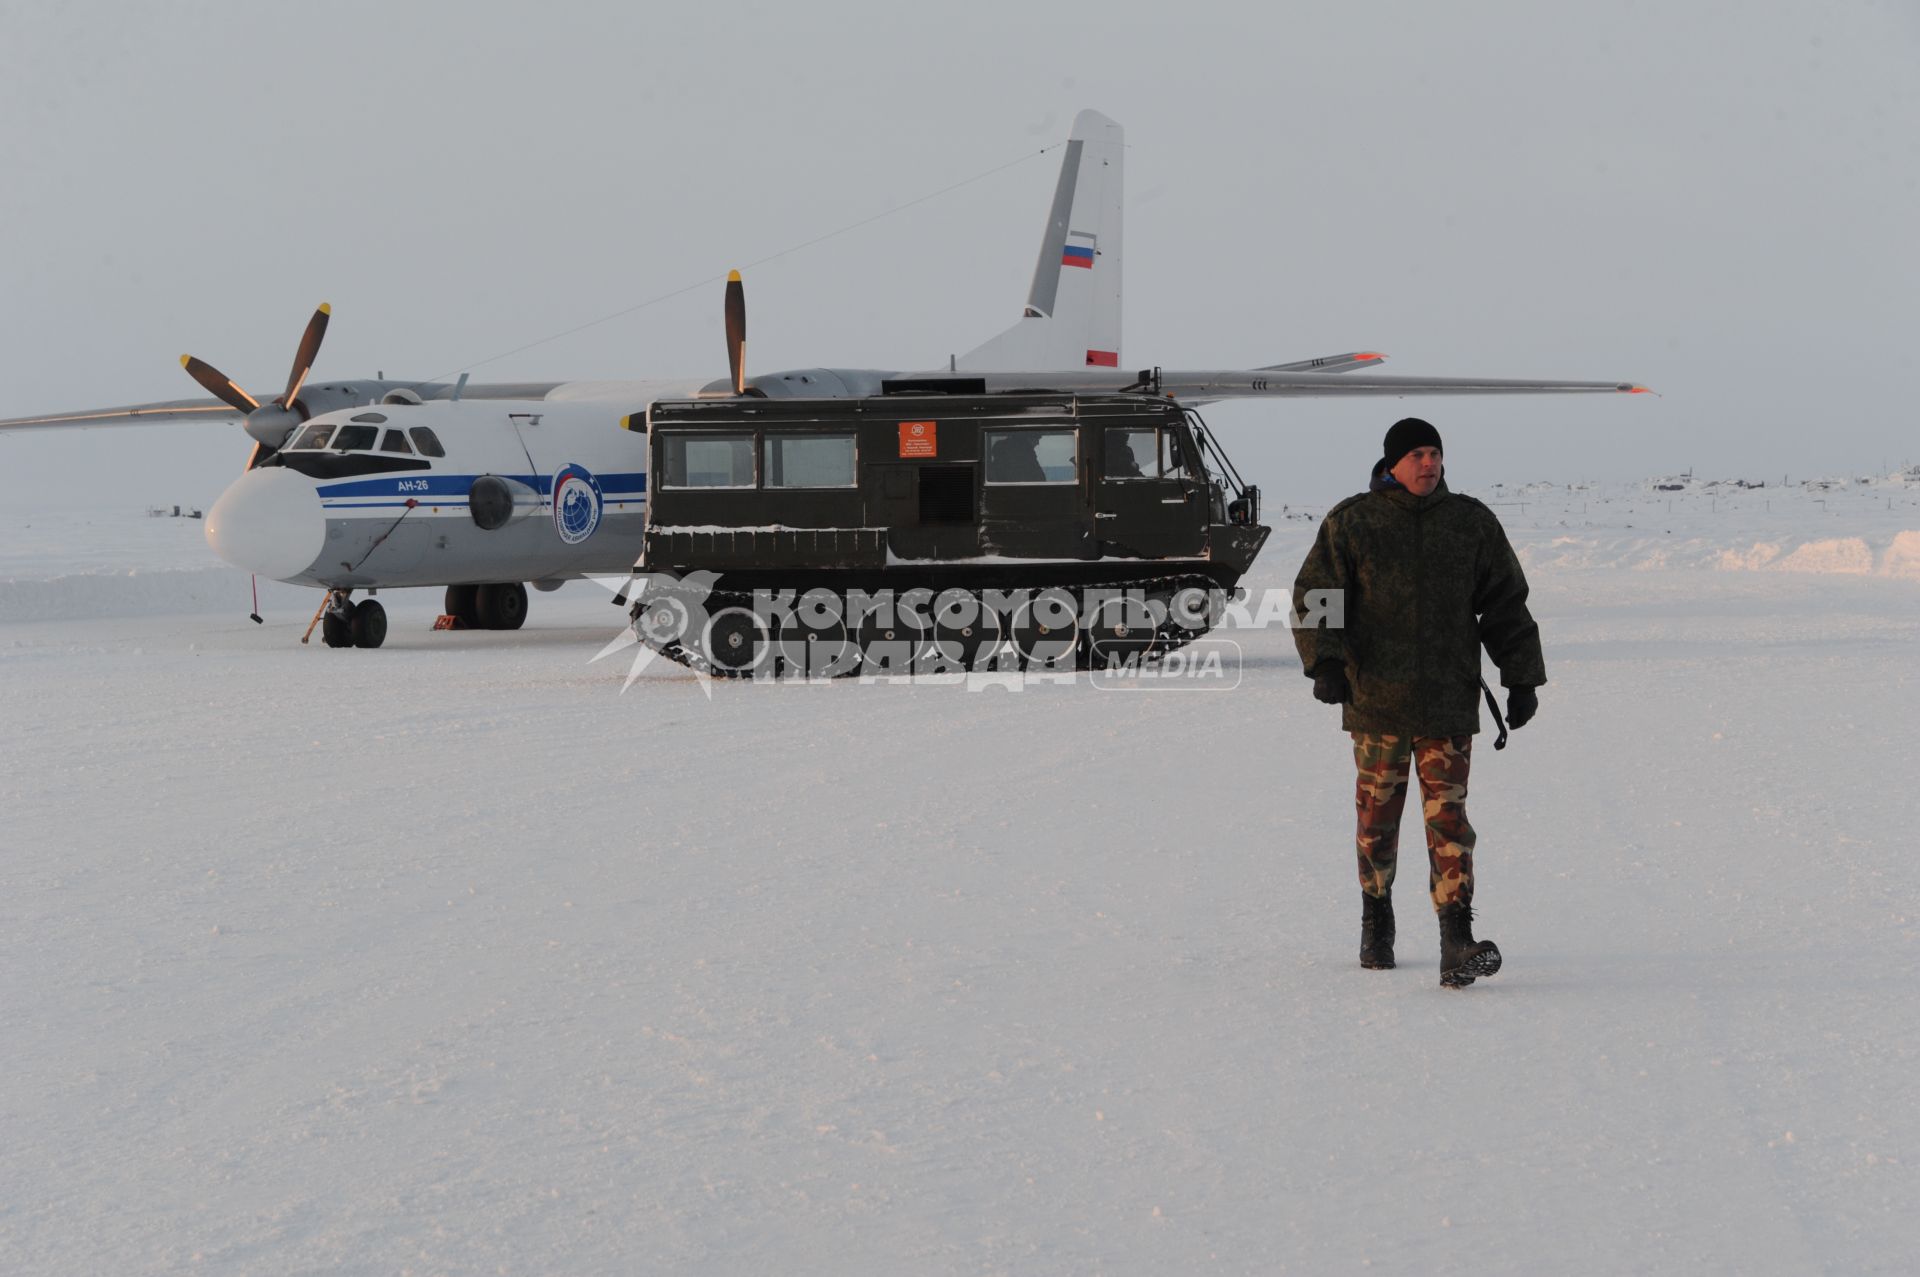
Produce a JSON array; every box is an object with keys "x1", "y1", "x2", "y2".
[
  {"x1": 179, "y1": 354, "x2": 191, "y2": 367},
  {"x1": 727, "y1": 270, "x2": 742, "y2": 283},
  {"x1": 318, "y1": 302, "x2": 332, "y2": 315}
]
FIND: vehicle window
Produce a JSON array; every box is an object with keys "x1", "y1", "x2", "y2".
[
  {"x1": 379, "y1": 429, "x2": 414, "y2": 454},
  {"x1": 331, "y1": 424, "x2": 379, "y2": 451},
  {"x1": 408, "y1": 426, "x2": 446, "y2": 458},
  {"x1": 1105, "y1": 428, "x2": 1157, "y2": 479},
  {"x1": 767, "y1": 434, "x2": 855, "y2": 488},
  {"x1": 662, "y1": 434, "x2": 756, "y2": 488},
  {"x1": 1164, "y1": 430, "x2": 1194, "y2": 478},
  {"x1": 351, "y1": 412, "x2": 389, "y2": 424},
  {"x1": 288, "y1": 423, "x2": 334, "y2": 451},
  {"x1": 985, "y1": 429, "x2": 1076, "y2": 485}
]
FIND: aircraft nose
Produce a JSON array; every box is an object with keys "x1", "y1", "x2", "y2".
[{"x1": 205, "y1": 467, "x2": 325, "y2": 579}]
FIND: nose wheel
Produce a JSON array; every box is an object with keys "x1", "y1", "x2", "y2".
[{"x1": 309, "y1": 590, "x2": 388, "y2": 649}]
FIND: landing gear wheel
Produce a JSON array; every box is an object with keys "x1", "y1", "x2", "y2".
[
  {"x1": 698, "y1": 606, "x2": 772, "y2": 678},
  {"x1": 321, "y1": 609, "x2": 353, "y2": 648},
  {"x1": 1084, "y1": 594, "x2": 1160, "y2": 668},
  {"x1": 444, "y1": 584, "x2": 480, "y2": 627},
  {"x1": 476, "y1": 582, "x2": 528, "y2": 631},
  {"x1": 929, "y1": 589, "x2": 1005, "y2": 670},
  {"x1": 1010, "y1": 587, "x2": 1080, "y2": 668},
  {"x1": 774, "y1": 589, "x2": 856, "y2": 678},
  {"x1": 350, "y1": 599, "x2": 388, "y2": 649}
]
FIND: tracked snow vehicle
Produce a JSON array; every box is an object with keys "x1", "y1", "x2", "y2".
[{"x1": 624, "y1": 389, "x2": 1269, "y2": 677}]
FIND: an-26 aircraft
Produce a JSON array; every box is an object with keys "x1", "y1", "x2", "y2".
[{"x1": 0, "y1": 110, "x2": 1644, "y2": 649}]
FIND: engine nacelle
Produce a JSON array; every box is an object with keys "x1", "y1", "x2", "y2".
[
  {"x1": 468, "y1": 475, "x2": 540, "y2": 531},
  {"x1": 242, "y1": 405, "x2": 304, "y2": 449}
]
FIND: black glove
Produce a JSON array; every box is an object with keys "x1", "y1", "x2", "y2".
[
  {"x1": 1506, "y1": 685, "x2": 1539, "y2": 730},
  {"x1": 1312, "y1": 665, "x2": 1351, "y2": 706}
]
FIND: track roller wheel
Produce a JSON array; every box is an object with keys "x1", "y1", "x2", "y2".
[
  {"x1": 1009, "y1": 587, "x2": 1080, "y2": 668},
  {"x1": 1084, "y1": 594, "x2": 1160, "y2": 668},
  {"x1": 1153, "y1": 584, "x2": 1216, "y2": 654},
  {"x1": 929, "y1": 588, "x2": 1005, "y2": 670},
  {"x1": 774, "y1": 589, "x2": 856, "y2": 678},
  {"x1": 854, "y1": 590, "x2": 932, "y2": 675},
  {"x1": 698, "y1": 606, "x2": 773, "y2": 678}
]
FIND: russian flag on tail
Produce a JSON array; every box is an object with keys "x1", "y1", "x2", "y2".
[{"x1": 1061, "y1": 243, "x2": 1095, "y2": 269}]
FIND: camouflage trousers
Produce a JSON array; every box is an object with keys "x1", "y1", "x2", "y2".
[{"x1": 1351, "y1": 733, "x2": 1477, "y2": 909}]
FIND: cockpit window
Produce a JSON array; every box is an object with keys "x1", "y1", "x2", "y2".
[
  {"x1": 351, "y1": 412, "x2": 389, "y2": 424},
  {"x1": 379, "y1": 429, "x2": 413, "y2": 454},
  {"x1": 331, "y1": 424, "x2": 379, "y2": 452},
  {"x1": 289, "y1": 423, "x2": 334, "y2": 451},
  {"x1": 408, "y1": 426, "x2": 446, "y2": 458}
]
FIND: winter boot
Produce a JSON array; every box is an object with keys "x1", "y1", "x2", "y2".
[
  {"x1": 1360, "y1": 894, "x2": 1395, "y2": 969},
  {"x1": 1437, "y1": 902, "x2": 1501, "y2": 987}
]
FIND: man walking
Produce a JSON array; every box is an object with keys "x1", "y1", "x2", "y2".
[{"x1": 1292, "y1": 418, "x2": 1544, "y2": 987}]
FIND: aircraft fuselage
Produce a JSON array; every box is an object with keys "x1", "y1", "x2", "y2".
[{"x1": 205, "y1": 394, "x2": 692, "y2": 590}]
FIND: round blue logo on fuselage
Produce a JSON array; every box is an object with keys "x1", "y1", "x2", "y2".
[{"x1": 552, "y1": 463, "x2": 603, "y2": 545}]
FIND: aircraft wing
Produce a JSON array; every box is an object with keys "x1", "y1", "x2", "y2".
[
  {"x1": 955, "y1": 368, "x2": 1648, "y2": 404},
  {"x1": 0, "y1": 397, "x2": 245, "y2": 433},
  {"x1": 1157, "y1": 370, "x2": 1649, "y2": 402},
  {"x1": 0, "y1": 379, "x2": 573, "y2": 435}
]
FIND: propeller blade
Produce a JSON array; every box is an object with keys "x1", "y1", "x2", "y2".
[
  {"x1": 724, "y1": 271, "x2": 746, "y2": 396},
  {"x1": 180, "y1": 354, "x2": 261, "y2": 413},
  {"x1": 283, "y1": 302, "x2": 331, "y2": 407}
]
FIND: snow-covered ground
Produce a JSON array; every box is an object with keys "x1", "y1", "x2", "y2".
[{"x1": 3, "y1": 475, "x2": 1918, "y2": 1273}]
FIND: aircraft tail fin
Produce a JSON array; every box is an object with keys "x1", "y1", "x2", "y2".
[{"x1": 957, "y1": 109, "x2": 1123, "y2": 372}]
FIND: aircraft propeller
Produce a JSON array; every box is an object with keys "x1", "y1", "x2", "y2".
[
  {"x1": 724, "y1": 271, "x2": 747, "y2": 395},
  {"x1": 180, "y1": 302, "x2": 331, "y2": 467}
]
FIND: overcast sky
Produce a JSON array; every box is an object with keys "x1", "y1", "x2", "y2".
[{"x1": 2, "y1": 0, "x2": 1915, "y2": 512}]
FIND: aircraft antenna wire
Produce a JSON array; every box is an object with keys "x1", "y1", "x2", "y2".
[{"x1": 405, "y1": 140, "x2": 1070, "y2": 389}]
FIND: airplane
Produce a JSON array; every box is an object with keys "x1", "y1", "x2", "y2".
[{"x1": 0, "y1": 109, "x2": 1646, "y2": 650}]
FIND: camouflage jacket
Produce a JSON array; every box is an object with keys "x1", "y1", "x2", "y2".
[{"x1": 1292, "y1": 464, "x2": 1545, "y2": 735}]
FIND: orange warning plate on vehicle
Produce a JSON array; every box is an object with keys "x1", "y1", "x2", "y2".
[{"x1": 898, "y1": 420, "x2": 936, "y2": 458}]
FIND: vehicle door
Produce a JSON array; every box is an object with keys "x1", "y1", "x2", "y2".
[
  {"x1": 978, "y1": 423, "x2": 1089, "y2": 558},
  {"x1": 1092, "y1": 422, "x2": 1206, "y2": 557}
]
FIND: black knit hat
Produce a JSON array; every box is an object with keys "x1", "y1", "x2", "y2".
[{"x1": 1382, "y1": 417, "x2": 1443, "y2": 470}]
